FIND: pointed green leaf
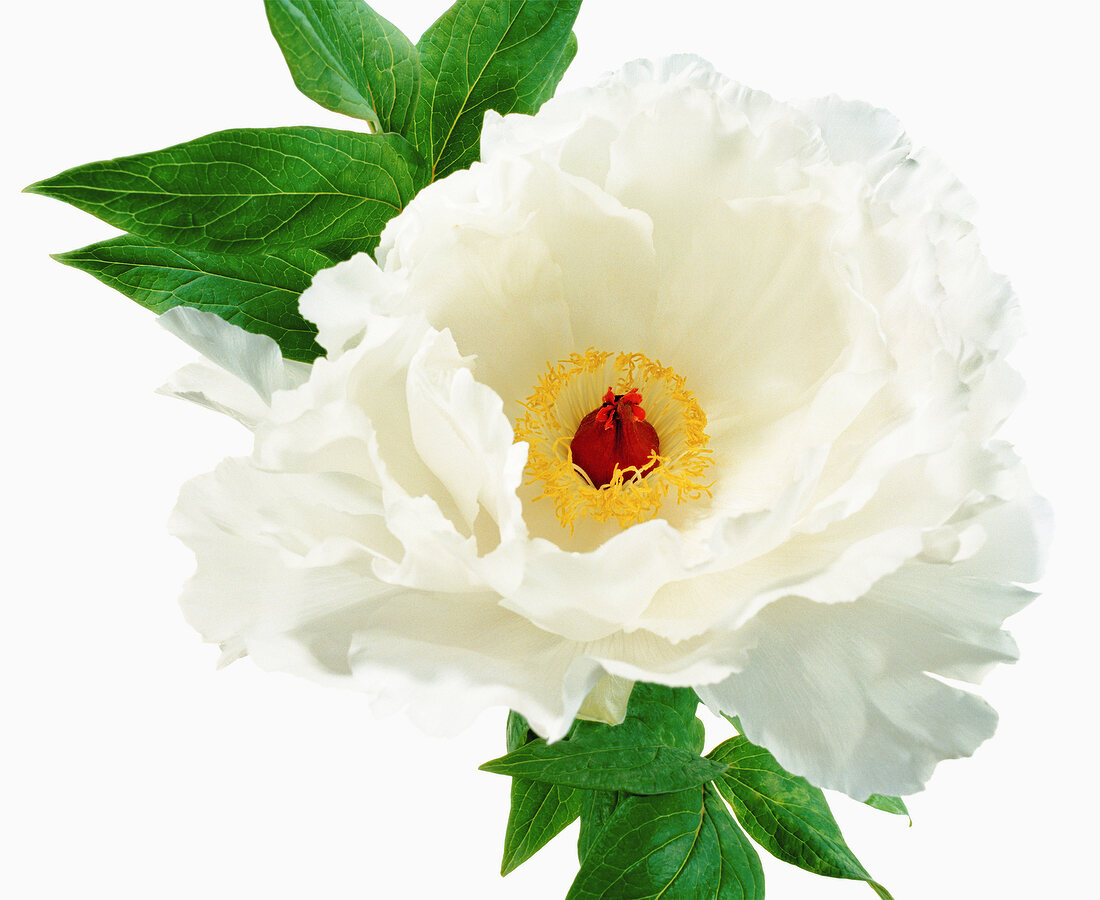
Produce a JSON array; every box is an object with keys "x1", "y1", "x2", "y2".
[
  {"x1": 865, "y1": 794, "x2": 911, "y2": 823},
  {"x1": 706, "y1": 786, "x2": 767, "y2": 900},
  {"x1": 264, "y1": 0, "x2": 420, "y2": 134},
  {"x1": 577, "y1": 790, "x2": 619, "y2": 864},
  {"x1": 53, "y1": 235, "x2": 332, "y2": 361},
  {"x1": 501, "y1": 777, "x2": 585, "y2": 875},
  {"x1": 27, "y1": 127, "x2": 429, "y2": 255},
  {"x1": 483, "y1": 684, "x2": 718, "y2": 794},
  {"x1": 538, "y1": 30, "x2": 578, "y2": 109},
  {"x1": 581, "y1": 683, "x2": 703, "y2": 754},
  {"x1": 480, "y1": 739, "x2": 725, "y2": 794},
  {"x1": 566, "y1": 787, "x2": 763, "y2": 900},
  {"x1": 500, "y1": 710, "x2": 584, "y2": 875},
  {"x1": 412, "y1": 0, "x2": 580, "y2": 180},
  {"x1": 709, "y1": 735, "x2": 893, "y2": 898}
]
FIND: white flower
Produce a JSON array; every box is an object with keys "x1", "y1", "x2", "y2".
[{"x1": 163, "y1": 57, "x2": 1047, "y2": 800}]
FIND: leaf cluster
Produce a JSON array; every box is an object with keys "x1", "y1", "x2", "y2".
[
  {"x1": 28, "y1": 0, "x2": 581, "y2": 361},
  {"x1": 482, "y1": 685, "x2": 908, "y2": 898}
]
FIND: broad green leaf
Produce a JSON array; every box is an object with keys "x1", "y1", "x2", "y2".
[
  {"x1": 482, "y1": 684, "x2": 718, "y2": 794},
  {"x1": 865, "y1": 794, "x2": 911, "y2": 823},
  {"x1": 501, "y1": 777, "x2": 585, "y2": 875},
  {"x1": 53, "y1": 235, "x2": 332, "y2": 362},
  {"x1": 538, "y1": 30, "x2": 578, "y2": 109},
  {"x1": 265, "y1": 0, "x2": 419, "y2": 134},
  {"x1": 500, "y1": 710, "x2": 584, "y2": 875},
  {"x1": 566, "y1": 787, "x2": 763, "y2": 900},
  {"x1": 315, "y1": 236, "x2": 385, "y2": 262},
  {"x1": 479, "y1": 739, "x2": 725, "y2": 794},
  {"x1": 583, "y1": 682, "x2": 704, "y2": 754},
  {"x1": 706, "y1": 786, "x2": 766, "y2": 900},
  {"x1": 412, "y1": 0, "x2": 580, "y2": 180},
  {"x1": 27, "y1": 128, "x2": 429, "y2": 255},
  {"x1": 709, "y1": 735, "x2": 894, "y2": 898},
  {"x1": 577, "y1": 790, "x2": 618, "y2": 864}
]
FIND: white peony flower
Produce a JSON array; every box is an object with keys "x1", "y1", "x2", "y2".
[{"x1": 162, "y1": 56, "x2": 1047, "y2": 800}]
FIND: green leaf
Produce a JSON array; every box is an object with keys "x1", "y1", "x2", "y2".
[
  {"x1": 705, "y1": 786, "x2": 767, "y2": 900},
  {"x1": 506, "y1": 710, "x2": 533, "y2": 752},
  {"x1": 264, "y1": 0, "x2": 420, "y2": 134},
  {"x1": 577, "y1": 790, "x2": 619, "y2": 864},
  {"x1": 566, "y1": 787, "x2": 763, "y2": 900},
  {"x1": 482, "y1": 685, "x2": 718, "y2": 794},
  {"x1": 865, "y1": 794, "x2": 911, "y2": 824},
  {"x1": 539, "y1": 30, "x2": 578, "y2": 109},
  {"x1": 709, "y1": 735, "x2": 894, "y2": 898},
  {"x1": 480, "y1": 739, "x2": 725, "y2": 795},
  {"x1": 412, "y1": 0, "x2": 580, "y2": 180},
  {"x1": 502, "y1": 777, "x2": 585, "y2": 875},
  {"x1": 27, "y1": 127, "x2": 429, "y2": 255},
  {"x1": 53, "y1": 235, "x2": 331, "y2": 362},
  {"x1": 723, "y1": 713, "x2": 744, "y2": 733},
  {"x1": 587, "y1": 683, "x2": 704, "y2": 755},
  {"x1": 499, "y1": 710, "x2": 584, "y2": 875}
]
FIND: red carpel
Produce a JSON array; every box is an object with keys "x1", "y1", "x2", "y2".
[{"x1": 570, "y1": 387, "x2": 660, "y2": 488}]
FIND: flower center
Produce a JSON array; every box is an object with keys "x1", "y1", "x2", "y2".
[
  {"x1": 570, "y1": 387, "x2": 660, "y2": 488},
  {"x1": 516, "y1": 349, "x2": 712, "y2": 531}
]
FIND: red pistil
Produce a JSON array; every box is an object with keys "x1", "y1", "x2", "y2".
[{"x1": 570, "y1": 387, "x2": 660, "y2": 488}]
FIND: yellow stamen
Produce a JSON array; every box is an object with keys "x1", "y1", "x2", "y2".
[{"x1": 516, "y1": 348, "x2": 712, "y2": 531}]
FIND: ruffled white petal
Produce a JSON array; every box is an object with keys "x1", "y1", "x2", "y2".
[
  {"x1": 697, "y1": 552, "x2": 1031, "y2": 799},
  {"x1": 159, "y1": 306, "x2": 309, "y2": 403},
  {"x1": 404, "y1": 327, "x2": 528, "y2": 542},
  {"x1": 370, "y1": 155, "x2": 660, "y2": 420},
  {"x1": 157, "y1": 362, "x2": 273, "y2": 429},
  {"x1": 170, "y1": 458, "x2": 395, "y2": 660},
  {"x1": 344, "y1": 594, "x2": 601, "y2": 741}
]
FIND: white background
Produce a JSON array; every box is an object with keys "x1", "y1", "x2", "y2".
[{"x1": 3, "y1": 2, "x2": 1096, "y2": 898}]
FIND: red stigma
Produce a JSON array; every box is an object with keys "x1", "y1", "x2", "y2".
[{"x1": 570, "y1": 387, "x2": 660, "y2": 488}]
